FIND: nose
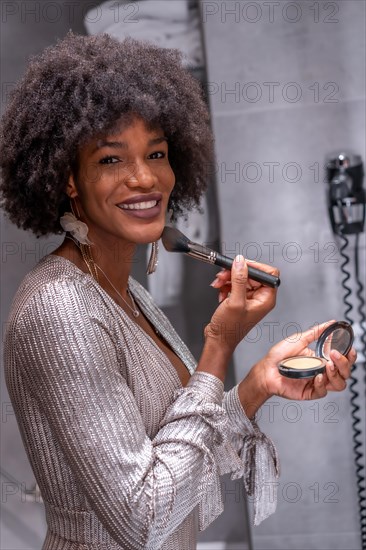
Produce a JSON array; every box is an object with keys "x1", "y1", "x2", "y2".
[{"x1": 125, "y1": 160, "x2": 157, "y2": 189}]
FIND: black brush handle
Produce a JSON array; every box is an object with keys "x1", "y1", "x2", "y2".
[
  {"x1": 161, "y1": 226, "x2": 281, "y2": 288},
  {"x1": 214, "y1": 252, "x2": 280, "y2": 288}
]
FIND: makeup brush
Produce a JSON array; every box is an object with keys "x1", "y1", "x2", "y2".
[{"x1": 161, "y1": 226, "x2": 280, "y2": 288}]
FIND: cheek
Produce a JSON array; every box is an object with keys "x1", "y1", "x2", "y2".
[
  {"x1": 78, "y1": 168, "x2": 118, "y2": 203},
  {"x1": 165, "y1": 166, "x2": 176, "y2": 192},
  {"x1": 79, "y1": 161, "x2": 127, "y2": 190},
  {"x1": 75, "y1": 182, "x2": 108, "y2": 220}
]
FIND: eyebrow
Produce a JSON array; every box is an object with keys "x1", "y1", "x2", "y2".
[{"x1": 92, "y1": 136, "x2": 168, "y2": 153}]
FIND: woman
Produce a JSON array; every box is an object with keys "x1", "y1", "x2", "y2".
[{"x1": 0, "y1": 33, "x2": 355, "y2": 550}]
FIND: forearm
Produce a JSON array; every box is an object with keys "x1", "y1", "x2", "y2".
[
  {"x1": 237, "y1": 363, "x2": 272, "y2": 419},
  {"x1": 196, "y1": 338, "x2": 272, "y2": 416},
  {"x1": 195, "y1": 337, "x2": 233, "y2": 382}
]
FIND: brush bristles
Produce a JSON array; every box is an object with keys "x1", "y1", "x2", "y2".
[{"x1": 161, "y1": 226, "x2": 190, "y2": 253}]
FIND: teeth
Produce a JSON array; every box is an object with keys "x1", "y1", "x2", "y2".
[{"x1": 119, "y1": 200, "x2": 157, "y2": 210}]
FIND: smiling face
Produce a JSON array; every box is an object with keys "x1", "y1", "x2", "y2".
[{"x1": 66, "y1": 116, "x2": 175, "y2": 250}]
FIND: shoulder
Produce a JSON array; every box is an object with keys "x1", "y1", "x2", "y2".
[{"x1": 7, "y1": 255, "x2": 105, "y2": 328}]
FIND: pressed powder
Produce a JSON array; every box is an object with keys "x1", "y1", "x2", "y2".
[
  {"x1": 278, "y1": 355, "x2": 326, "y2": 379},
  {"x1": 278, "y1": 321, "x2": 354, "y2": 378},
  {"x1": 281, "y1": 357, "x2": 324, "y2": 369},
  {"x1": 278, "y1": 321, "x2": 354, "y2": 379}
]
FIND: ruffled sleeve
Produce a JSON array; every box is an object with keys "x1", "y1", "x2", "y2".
[{"x1": 223, "y1": 386, "x2": 280, "y2": 525}]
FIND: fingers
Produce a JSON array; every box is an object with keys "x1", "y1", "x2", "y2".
[
  {"x1": 347, "y1": 347, "x2": 357, "y2": 367},
  {"x1": 319, "y1": 346, "x2": 355, "y2": 393},
  {"x1": 333, "y1": 347, "x2": 357, "y2": 378},
  {"x1": 228, "y1": 255, "x2": 248, "y2": 307},
  {"x1": 246, "y1": 259, "x2": 280, "y2": 277},
  {"x1": 210, "y1": 268, "x2": 231, "y2": 288},
  {"x1": 210, "y1": 256, "x2": 249, "y2": 304},
  {"x1": 211, "y1": 259, "x2": 280, "y2": 289},
  {"x1": 296, "y1": 320, "x2": 337, "y2": 348},
  {"x1": 325, "y1": 360, "x2": 347, "y2": 391},
  {"x1": 328, "y1": 348, "x2": 357, "y2": 380},
  {"x1": 299, "y1": 373, "x2": 328, "y2": 400},
  {"x1": 310, "y1": 373, "x2": 328, "y2": 399},
  {"x1": 210, "y1": 270, "x2": 232, "y2": 303},
  {"x1": 272, "y1": 321, "x2": 335, "y2": 359}
]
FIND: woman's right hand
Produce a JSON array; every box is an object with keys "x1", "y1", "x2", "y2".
[{"x1": 205, "y1": 255, "x2": 279, "y2": 355}]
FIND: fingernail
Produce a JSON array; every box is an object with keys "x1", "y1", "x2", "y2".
[
  {"x1": 210, "y1": 278, "x2": 220, "y2": 287},
  {"x1": 234, "y1": 255, "x2": 245, "y2": 269},
  {"x1": 332, "y1": 350, "x2": 341, "y2": 360},
  {"x1": 219, "y1": 291, "x2": 225, "y2": 303},
  {"x1": 317, "y1": 374, "x2": 324, "y2": 383}
]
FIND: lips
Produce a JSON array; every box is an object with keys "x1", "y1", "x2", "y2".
[{"x1": 116, "y1": 193, "x2": 163, "y2": 219}]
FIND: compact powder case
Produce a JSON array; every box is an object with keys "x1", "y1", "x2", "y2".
[{"x1": 278, "y1": 321, "x2": 354, "y2": 379}]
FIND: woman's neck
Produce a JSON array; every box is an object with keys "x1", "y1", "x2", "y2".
[{"x1": 54, "y1": 235, "x2": 135, "y2": 298}]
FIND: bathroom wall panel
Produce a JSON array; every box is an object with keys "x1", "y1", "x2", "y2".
[{"x1": 203, "y1": 1, "x2": 365, "y2": 548}]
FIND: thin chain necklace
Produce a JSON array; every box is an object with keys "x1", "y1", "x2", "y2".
[
  {"x1": 66, "y1": 235, "x2": 140, "y2": 318},
  {"x1": 94, "y1": 262, "x2": 140, "y2": 318}
]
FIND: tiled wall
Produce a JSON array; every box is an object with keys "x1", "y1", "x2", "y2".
[
  {"x1": 1, "y1": 1, "x2": 365, "y2": 549},
  {"x1": 203, "y1": 1, "x2": 365, "y2": 548}
]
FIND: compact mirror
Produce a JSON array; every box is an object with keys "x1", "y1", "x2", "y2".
[
  {"x1": 278, "y1": 321, "x2": 354, "y2": 379},
  {"x1": 317, "y1": 321, "x2": 354, "y2": 360}
]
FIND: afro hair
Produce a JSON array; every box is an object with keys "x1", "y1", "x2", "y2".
[{"x1": 0, "y1": 32, "x2": 214, "y2": 235}]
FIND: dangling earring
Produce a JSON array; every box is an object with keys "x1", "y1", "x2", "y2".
[
  {"x1": 60, "y1": 199, "x2": 98, "y2": 280},
  {"x1": 146, "y1": 208, "x2": 175, "y2": 275},
  {"x1": 166, "y1": 208, "x2": 174, "y2": 226},
  {"x1": 59, "y1": 199, "x2": 92, "y2": 246},
  {"x1": 146, "y1": 241, "x2": 159, "y2": 275}
]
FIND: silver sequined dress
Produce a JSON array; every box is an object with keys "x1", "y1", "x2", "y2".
[{"x1": 5, "y1": 255, "x2": 279, "y2": 549}]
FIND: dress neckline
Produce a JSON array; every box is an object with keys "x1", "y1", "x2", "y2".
[{"x1": 46, "y1": 254, "x2": 196, "y2": 380}]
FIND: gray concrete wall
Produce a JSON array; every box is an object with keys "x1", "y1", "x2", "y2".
[
  {"x1": 202, "y1": 1, "x2": 365, "y2": 548},
  {"x1": 1, "y1": 1, "x2": 365, "y2": 549}
]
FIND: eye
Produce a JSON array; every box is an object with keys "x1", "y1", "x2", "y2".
[
  {"x1": 99, "y1": 156, "x2": 120, "y2": 165},
  {"x1": 149, "y1": 151, "x2": 166, "y2": 160}
]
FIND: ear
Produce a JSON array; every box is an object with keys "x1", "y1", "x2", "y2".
[{"x1": 66, "y1": 174, "x2": 78, "y2": 199}]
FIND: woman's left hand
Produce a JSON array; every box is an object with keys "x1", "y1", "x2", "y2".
[
  {"x1": 238, "y1": 321, "x2": 356, "y2": 418},
  {"x1": 258, "y1": 321, "x2": 356, "y2": 401}
]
